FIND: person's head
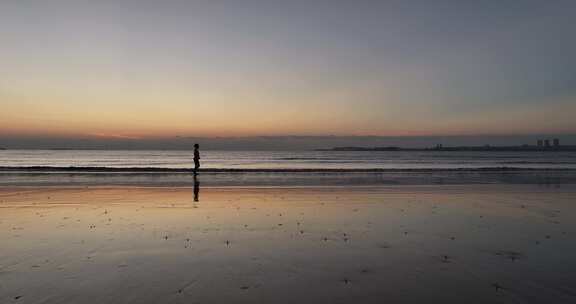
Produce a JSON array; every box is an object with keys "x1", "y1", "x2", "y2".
[{"x1": 194, "y1": 144, "x2": 199, "y2": 149}]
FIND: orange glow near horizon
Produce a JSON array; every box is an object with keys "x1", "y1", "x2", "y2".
[{"x1": 2, "y1": 63, "x2": 576, "y2": 139}]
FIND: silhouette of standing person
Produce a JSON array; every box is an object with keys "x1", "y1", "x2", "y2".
[{"x1": 193, "y1": 143, "x2": 200, "y2": 175}]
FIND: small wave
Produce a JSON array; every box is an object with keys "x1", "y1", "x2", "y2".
[
  {"x1": 275, "y1": 157, "x2": 341, "y2": 160},
  {"x1": 499, "y1": 161, "x2": 576, "y2": 164}
]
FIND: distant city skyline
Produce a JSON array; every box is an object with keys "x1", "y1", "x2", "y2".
[{"x1": 2, "y1": 1, "x2": 576, "y2": 142}]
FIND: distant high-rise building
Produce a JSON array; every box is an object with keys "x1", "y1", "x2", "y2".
[
  {"x1": 537, "y1": 140, "x2": 543, "y2": 147},
  {"x1": 544, "y1": 139, "x2": 551, "y2": 147},
  {"x1": 553, "y1": 138, "x2": 560, "y2": 147}
]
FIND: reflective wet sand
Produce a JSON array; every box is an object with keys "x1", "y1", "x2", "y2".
[{"x1": 1, "y1": 185, "x2": 575, "y2": 303}]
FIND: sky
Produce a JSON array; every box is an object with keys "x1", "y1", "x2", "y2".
[{"x1": 1, "y1": 0, "x2": 576, "y2": 148}]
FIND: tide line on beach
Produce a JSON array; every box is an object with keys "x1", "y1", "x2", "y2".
[{"x1": 1, "y1": 166, "x2": 575, "y2": 173}]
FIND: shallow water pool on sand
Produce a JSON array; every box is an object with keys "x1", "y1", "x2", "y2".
[{"x1": 1, "y1": 185, "x2": 575, "y2": 303}]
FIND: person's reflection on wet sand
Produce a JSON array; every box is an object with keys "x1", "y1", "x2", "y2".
[{"x1": 193, "y1": 174, "x2": 200, "y2": 202}]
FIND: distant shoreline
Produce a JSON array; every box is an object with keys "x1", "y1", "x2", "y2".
[{"x1": 317, "y1": 145, "x2": 576, "y2": 152}]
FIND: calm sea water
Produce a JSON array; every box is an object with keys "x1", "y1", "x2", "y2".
[{"x1": 1, "y1": 149, "x2": 576, "y2": 170}]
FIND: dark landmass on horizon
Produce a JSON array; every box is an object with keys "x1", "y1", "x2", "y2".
[{"x1": 320, "y1": 144, "x2": 576, "y2": 152}]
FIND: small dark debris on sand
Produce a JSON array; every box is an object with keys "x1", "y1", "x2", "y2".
[
  {"x1": 492, "y1": 283, "x2": 505, "y2": 291},
  {"x1": 441, "y1": 255, "x2": 451, "y2": 263},
  {"x1": 495, "y1": 250, "x2": 524, "y2": 261}
]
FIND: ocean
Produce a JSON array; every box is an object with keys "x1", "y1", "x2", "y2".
[{"x1": 1, "y1": 149, "x2": 576, "y2": 170}]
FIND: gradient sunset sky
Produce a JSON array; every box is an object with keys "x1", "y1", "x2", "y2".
[{"x1": 2, "y1": 0, "x2": 575, "y2": 140}]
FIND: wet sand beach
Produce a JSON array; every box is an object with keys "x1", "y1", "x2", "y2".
[
  {"x1": 3, "y1": 0, "x2": 575, "y2": 302},
  {"x1": 1, "y1": 185, "x2": 575, "y2": 303}
]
